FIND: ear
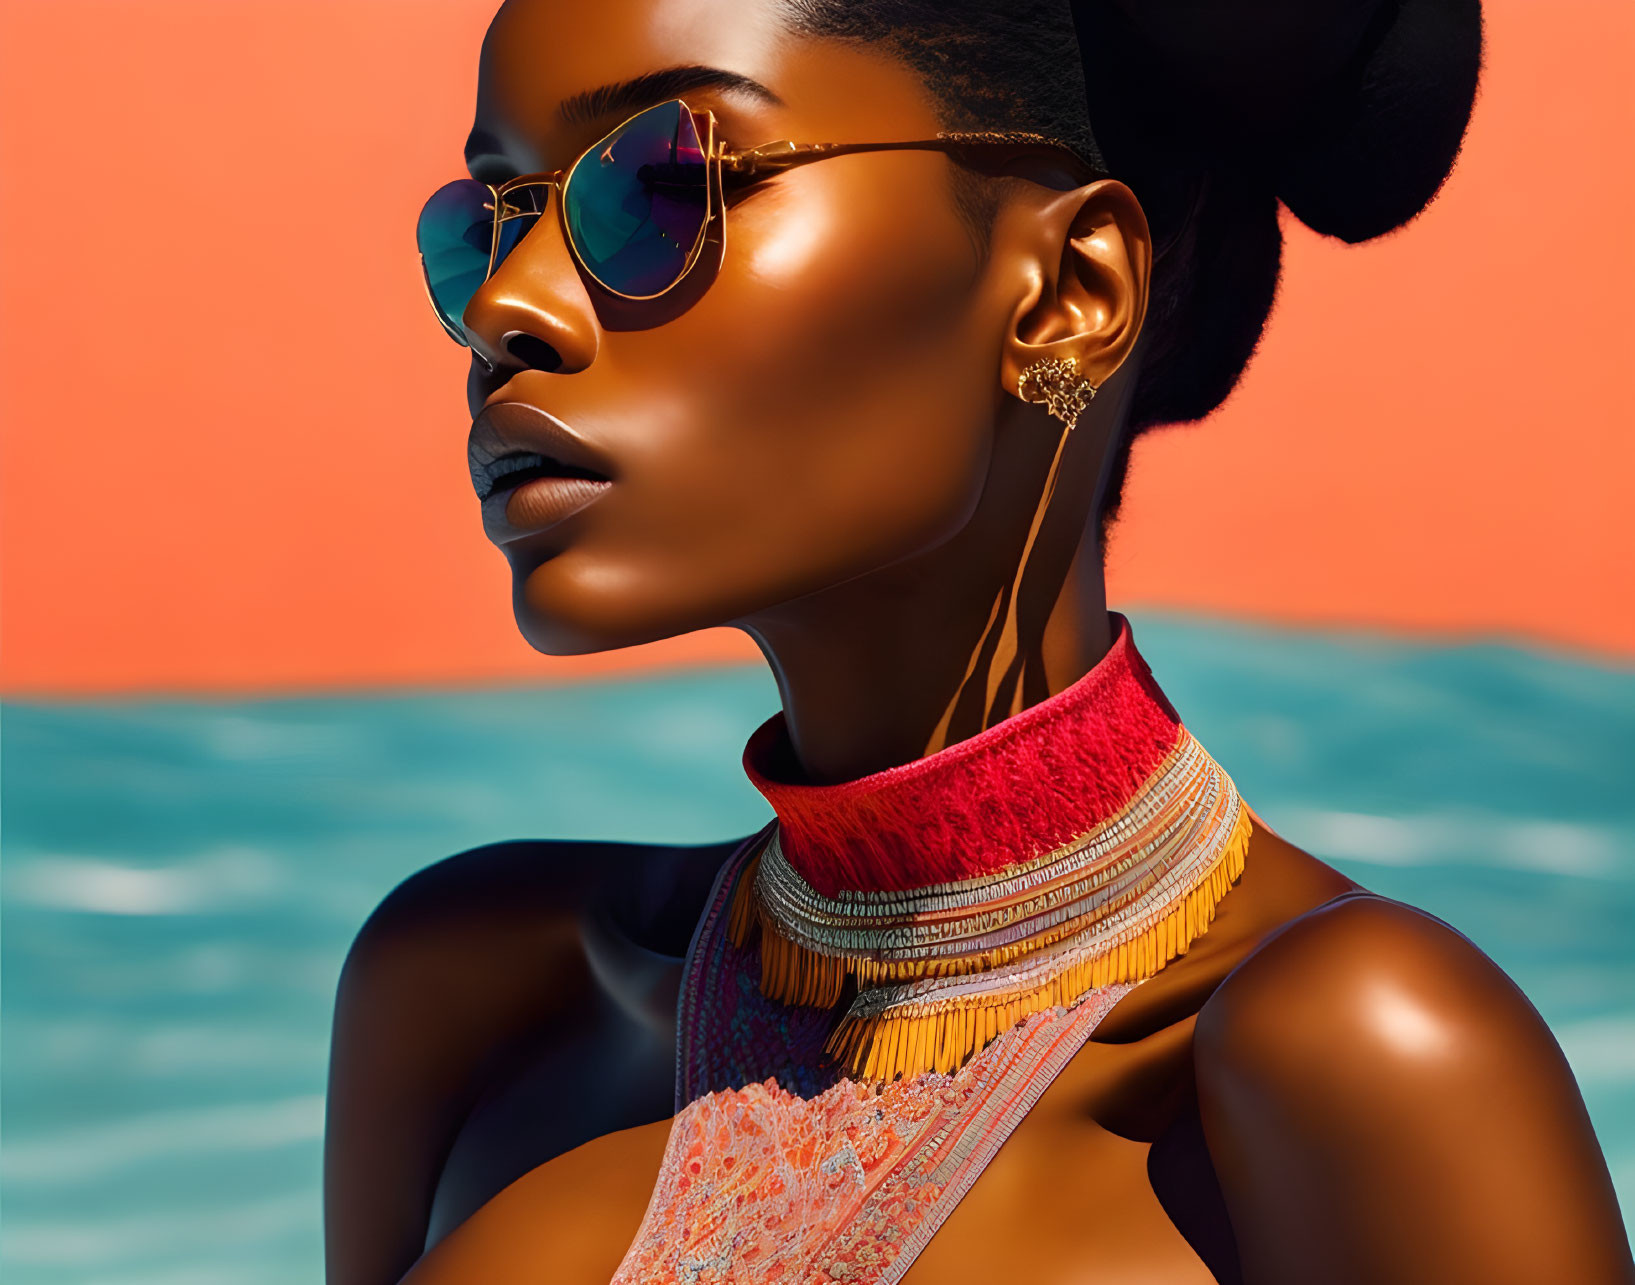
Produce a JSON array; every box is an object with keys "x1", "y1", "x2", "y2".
[{"x1": 997, "y1": 179, "x2": 1151, "y2": 400}]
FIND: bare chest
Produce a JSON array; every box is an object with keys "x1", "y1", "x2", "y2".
[
  {"x1": 406, "y1": 1033, "x2": 1223, "y2": 1284},
  {"x1": 897, "y1": 1036, "x2": 1221, "y2": 1284}
]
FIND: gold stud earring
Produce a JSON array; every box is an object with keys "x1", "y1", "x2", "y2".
[{"x1": 1017, "y1": 356, "x2": 1098, "y2": 430}]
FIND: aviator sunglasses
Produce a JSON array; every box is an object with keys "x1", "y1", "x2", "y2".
[{"x1": 417, "y1": 97, "x2": 1103, "y2": 345}]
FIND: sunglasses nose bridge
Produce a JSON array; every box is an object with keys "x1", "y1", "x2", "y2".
[
  {"x1": 463, "y1": 178, "x2": 600, "y2": 377},
  {"x1": 489, "y1": 173, "x2": 560, "y2": 256}
]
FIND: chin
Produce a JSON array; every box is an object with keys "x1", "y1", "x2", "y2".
[{"x1": 508, "y1": 552, "x2": 738, "y2": 657}]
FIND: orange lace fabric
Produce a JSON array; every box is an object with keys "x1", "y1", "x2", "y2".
[{"x1": 611, "y1": 985, "x2": 1132, "y2": 1285}]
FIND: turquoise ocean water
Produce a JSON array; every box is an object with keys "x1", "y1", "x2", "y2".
[{"x1": 3, "y1": 612, "x2": 1632, "y2": 1283}]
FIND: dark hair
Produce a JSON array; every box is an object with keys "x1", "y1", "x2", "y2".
[{"x1": 780, "y1": 0, "x2": 1484, "y2": 532}]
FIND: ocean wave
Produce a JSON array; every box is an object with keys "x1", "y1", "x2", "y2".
[
  {"x1": 12, "y1": 1018, "x2": 329, "y2": 1078},
  {"x1": 1557, "y1": 1014, "x2": 1635, "y2": 1084},
  {"x1": 3, "y1": 847, "x2": 286, "y2": 915},
  {"x1": 3, "y1": 1096, "x2": 324, "y2": 1185},
  {"x1": 0, "y1": 1190, "x2": 315, "y2": 1271},
  {"x1": 1269, "y1": 808, "x2": 1628, "y2": 880}
]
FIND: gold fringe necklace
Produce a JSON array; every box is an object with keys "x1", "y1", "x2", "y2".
[{"x1": 727, "y1": 729, "x2": 1251, "y2": 1084}]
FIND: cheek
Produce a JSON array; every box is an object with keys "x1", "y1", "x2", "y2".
[
  {"x1": 622, "y1": 168, "x2": 999, "y2": 579},
  {"x1": 729, "y1": 170, "x2": 990, "y2": 417}
]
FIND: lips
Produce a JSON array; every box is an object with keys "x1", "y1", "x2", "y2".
[
  {"x1": 475, "y1": 450, "x2": 606, "y2": 499},
  {"x1": 469, "y1": 400, "x2": 615, "y2": 539}
]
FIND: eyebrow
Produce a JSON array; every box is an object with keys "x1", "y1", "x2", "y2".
[
  {"x1": 557, "y1": 65, "x2": 783, "y2": 127},
  {"x1": 463, "y1": 65, "x2": 783, "y2": 176}
]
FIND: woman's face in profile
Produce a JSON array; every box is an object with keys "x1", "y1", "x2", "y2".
[{"x1": 461, "y1": 0, "x2": 1031, "y2": 655}]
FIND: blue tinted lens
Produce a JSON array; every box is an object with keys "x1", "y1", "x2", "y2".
[
  {"x1": 416, "y1": 179, "x2": 496, "y2": 341},
  {"x1": 563, "y1": 100, "x2": 710, "y2": 298}
]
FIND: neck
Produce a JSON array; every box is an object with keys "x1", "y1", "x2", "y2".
[{"x1": 739, "y1": 437, "x2": 1115, "y2": 787}]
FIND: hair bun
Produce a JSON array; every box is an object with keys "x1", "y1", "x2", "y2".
[
  {"x1": 1274, "y1": 0, "x2": 1483, "y2": 241},
  {"x1": 1072, "y1": 0, "x2": 1483, "y2": 243}
]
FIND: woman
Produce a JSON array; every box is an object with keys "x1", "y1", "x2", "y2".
[{"x1": 325, "y1": 0, "x2": 1633, "y2": 1281}]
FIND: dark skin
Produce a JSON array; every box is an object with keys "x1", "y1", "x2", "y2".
[{"x1": 324, "y1": 1, "x2": 1635, "y2": 1281}]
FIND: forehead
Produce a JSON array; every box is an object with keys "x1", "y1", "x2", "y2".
[{"x1": 472, "y1": 0, "x2": 943, "y2": 170}]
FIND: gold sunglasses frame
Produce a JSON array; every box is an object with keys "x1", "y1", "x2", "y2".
[{"x1": 431, "y1": 97, "x2": 1106, "y2": 340}]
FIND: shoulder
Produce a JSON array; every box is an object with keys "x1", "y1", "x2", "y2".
[
  {"x1": 331, "y1": 833, "x2": 754, "y2": 1069},
  {"x1": 1196, "y1": 891, "x2": 1544, "y2": 1073},
  {"x1": 325, "y1": 833, "x2": 752, "y2": 1285},
  {"x1": 342, "y1": 833, "x2": 747, "y2": 982},
  {"x1": 1194, "y1": 893, "x2": 1632, "y2": 1283},
  {"x1": 334, "y1": 831, "x2": 751, "y2": 1047}
]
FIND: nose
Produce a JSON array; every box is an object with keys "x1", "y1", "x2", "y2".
[{"x1": 461, "y1": 203, "x2": 599, "y2": 381}]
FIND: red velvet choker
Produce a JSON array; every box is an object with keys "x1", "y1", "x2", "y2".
[{"x1": 742, "y1": 612, "x2": 1184, "y2": 897}]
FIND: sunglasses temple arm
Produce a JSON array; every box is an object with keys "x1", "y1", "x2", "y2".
[
  {"x1": 722, "y1": 139, "x2": 953, "y2": 178},
  {"x1": 721, "y1": 136, "x2": 1105, "y2": 181}
]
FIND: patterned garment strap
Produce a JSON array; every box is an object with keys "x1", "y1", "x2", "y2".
[
  {"x1": 633, "y1": 980, "x2": 1136, "y2": 1285},
  {"x1": 676, "y1": 824, "x2": 844, "y2": 1108}
]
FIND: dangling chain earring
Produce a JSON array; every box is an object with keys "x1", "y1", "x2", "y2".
[
  {"x1": 1017, "y1": 356, "x2": 1098, "y2": 430},
  {"x1": 951, "y1": 352, "x2": 1100, "y2": 727}
]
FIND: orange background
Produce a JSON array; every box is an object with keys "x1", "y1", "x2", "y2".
[{"x1": 1, "y1": 0, "x2": 1630, "y2": 696}]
